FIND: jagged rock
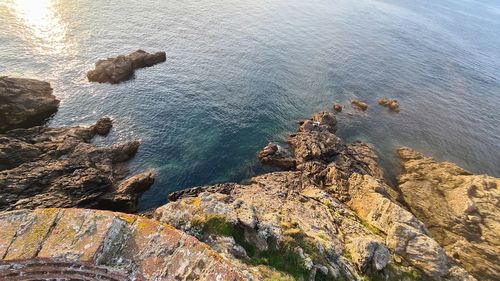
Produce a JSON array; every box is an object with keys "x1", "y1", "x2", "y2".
[
  {"x1": 156, "y1": 172, "x2": 374, "y2": 280},
  {"x1": 289, "y1": 113, "x2": 342, "y2": 164},
  {"x1": 378, "y1": 98, "x2": 400, "y2": 112},
  {"x1": 398, "y1": 147, "x2": 500, "y2": 281},
  {"x1": 0, "y1": 208, "x2": 247, "y2": 280},
  {"x1": 288, "y1": 131, "x2": 342, "y2": 163},
  {"x1": 0, "y1": 118, "x2": 154, "y2": 213},
  {"x1": 0, "y1": 76, "x2": 59, "y2": 132},
  {"x1": 258, "y1": 142, "x2": 296, "y2": 169},
  {"x1": 87, "y1": 50, "x2": 166, "y2": 84},
  {"x1": 96, "y1": 171, "x2": 155, "y2": 213},
  {"x1": 351, "y1": 99, "x2": 368, "y2": 111}
]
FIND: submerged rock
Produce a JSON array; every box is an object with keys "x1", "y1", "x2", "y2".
[
  {"x1": 87, "y1": 50, "x2": 166, "y2": 84},
  {"x1": 0, "y1": 118, "x2": 154, "y2": 213},
  {"x1": 398, "y1": 147, "x2": 500, "y2": 281},
  {"x1": 0, "y1": 208, "x2": 246, "y2": 280},
  {"x1": 351, "y1": 99, "x2": 368, "y2": 111},
  {"x1": 378, "y1": 98, "x2": 400, "y2": 112},
  {"x1": 333, "y1": 102, "x2": 343, "y2": 112},
  {"x1": 0, "y1": 76, "x2": 59, "y2": 132}
]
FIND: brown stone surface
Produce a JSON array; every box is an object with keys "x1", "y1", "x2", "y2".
[
  {"x1": 87, "y1": 50, "x2": 166, "y2": 84},
  {"x1": 0, "y1": 76, "x2": 59, "y2": 132},
  {"x1": 0, "y1": 208, "x2": 246, "y2": 281},
  {"x1": 398, "y1": 147, "x2": 500, "y2": 281}
]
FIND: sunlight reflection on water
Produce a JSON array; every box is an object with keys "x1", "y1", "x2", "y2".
[{"x1": 5, "y1": 0, "x2": 72, "y2": 56}]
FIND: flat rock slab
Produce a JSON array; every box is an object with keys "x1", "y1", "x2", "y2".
[
  {"x1": 0, "y1": 208, "x2": 245, "y2": 281},
  {"x1": 0, "y1": 76, "x2": 59, "y2": 132}
]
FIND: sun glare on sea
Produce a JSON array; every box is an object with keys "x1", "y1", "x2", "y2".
[{"x1": 7, "y1": 0, "x2": 71, "y2": 55}]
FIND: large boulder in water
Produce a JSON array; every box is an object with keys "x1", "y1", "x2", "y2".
[
  {"x1": 87, "y1": 50, "x2": 166, "y2": 84},
  {"x1": 0, "y1": 76, "x2": 59, "y2": 132}
]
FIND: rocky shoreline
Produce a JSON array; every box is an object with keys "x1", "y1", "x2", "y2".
[
  {"x1": 0, "y1": 74, "x2": 498, "y2": 280},
  {"x1": 0, "y1": 77, "x2": 155, "y2": 213}
]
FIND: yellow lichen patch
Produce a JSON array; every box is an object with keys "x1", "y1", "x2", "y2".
[
  {"x1": 190, "y1": 197, "x2": 201, "y2": 207},
  {"x1": 5, "y1": 209, "x2": 60, "y2": 260},
  {"x1": 116, "y1": 212, "x2": 137, "y2": 225},
  {"x1": 0, "y1": 210, "x2": 29, "y2": 258},
  {"x1": 38, "y1": 209, "x2": 116, "y2": 262},
  {"x1": 135, "y1": 216, "x2": 157, "y2": 232},
  {"x1": 40, "y1": 208, "x2": 59, "y2": 217}
]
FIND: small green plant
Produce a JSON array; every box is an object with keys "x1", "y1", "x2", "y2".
[
  {"x1": 202, "y1": 215, "x2": 235, "y2": 237},
  {"x1": 360, "y1": 219, "x2": 383, "y2": 236}
]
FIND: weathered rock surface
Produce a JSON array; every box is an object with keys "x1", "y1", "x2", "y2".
[
  {"x1": 398, "y1": 147, "x2": 500, "y2": 281},
  {"x1": 155, "y1": 111, "x2": 476, "y2": 280},
  {"x1": 157, "y1": 171, "x2": 425, "y2": 280},
  {"x1": 0, "y1": 208, "x2": 246, "y2": 280},
  {"x1": 87, "y1": 50, "x2": 166, "y2": 84},
  {"x1": 0, "y1": 76, "x2": 59, "y2": 132},
  {"x1": 0, "y1": 118, "x2": 154, "y2": 212}
]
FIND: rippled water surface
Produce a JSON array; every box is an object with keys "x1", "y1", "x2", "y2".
[{"x1": 1, "y1": 0, "x2": 499, "y2": 210}]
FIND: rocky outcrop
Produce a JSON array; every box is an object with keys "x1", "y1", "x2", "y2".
[
  {"x1": 0, "y1": 76, "x2": 59, "y2": 132},
  {"x1": 156, "y1": 172, "x2": 425, "y2": 280},
  {"x1": 155, "y1": 111, "x2": 476, "y2": 280},
  {"x1": 398, "y1": 147, "x2": 500, "y2": 281},
  {"x1": 0, "y1": 208, "x2": 246, "y2": 280},
  {"x1": 0, "y1": 118, "x2": 154, "y2": 213},
  {"x1": 87, "y1": 50, "x2": 166, "y2": 84}
]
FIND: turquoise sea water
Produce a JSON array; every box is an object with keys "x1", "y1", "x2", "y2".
[{"x1": 1, "y1": 0, "x2": 499, "y2": 210}]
